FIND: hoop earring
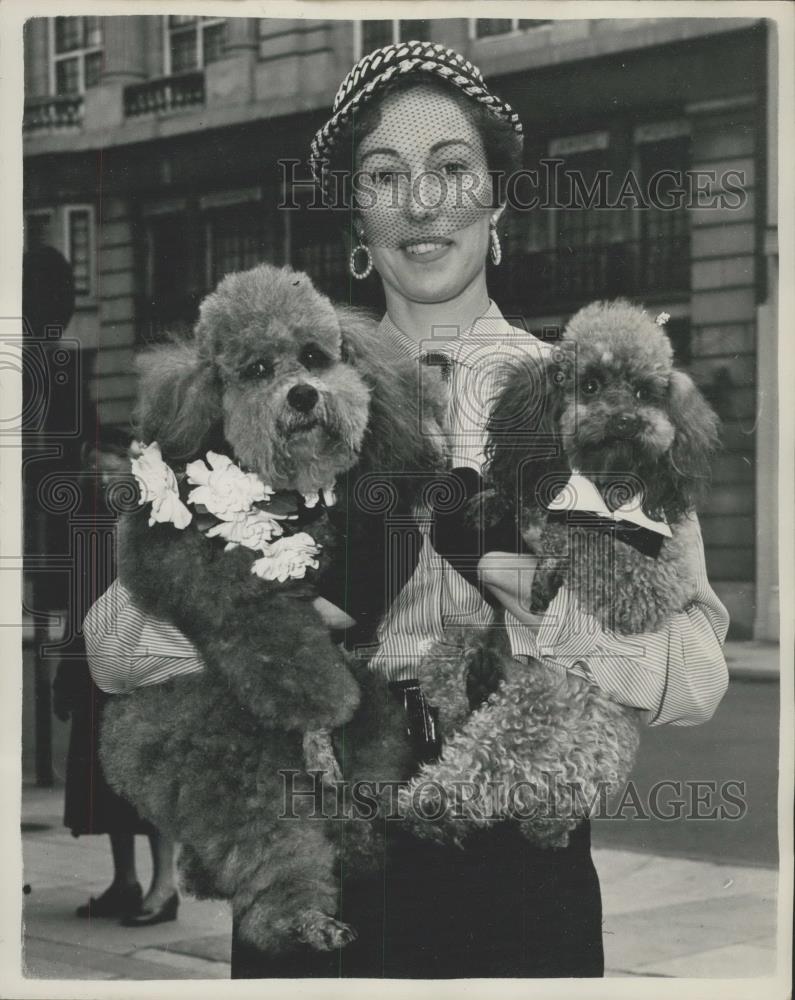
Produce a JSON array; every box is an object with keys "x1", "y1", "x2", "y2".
[
  {"x1": 349, "y1": 241, "x2": 373, "y2": 280},
  {"x1": 489, "y1": 224, "x2": 502, "y2": 266}
]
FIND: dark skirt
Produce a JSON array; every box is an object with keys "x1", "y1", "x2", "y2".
[
  {"x1": 59, "y1": 660, "x2": 156, "y2": 837},
  {"x1": 231, "y1": 819, "x2": 603, "y2": 979}
]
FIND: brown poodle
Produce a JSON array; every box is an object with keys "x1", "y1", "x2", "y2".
[
  {"x1": 401, "y1": 299, "x2": 720, "y2": 849},
  {"x1": 100, "y1": 264, "x2": 447, "y2": 953}
]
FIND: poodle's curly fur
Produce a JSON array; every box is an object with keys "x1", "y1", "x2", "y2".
[
  {"x1": 401, "y1": 299, "x2": 720, "y2": 849},
  {"x1": 99, "y1": 264, "x2": 447, "y2": 953}
]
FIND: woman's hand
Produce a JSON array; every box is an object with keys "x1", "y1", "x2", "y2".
[
  {"x1": 670, "y1": 512, "x2": 708, "y2": 600},
  {"x1": 477, "y1": 551, "x2": 544, "y2": 626}
]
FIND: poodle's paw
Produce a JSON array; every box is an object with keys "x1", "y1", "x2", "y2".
[
  {"x1": 302, "y1": 728, "x2": 342, "y2": 786},
  {"x1": 296, "y1": 909, "x2": 357, "y2": 951}
]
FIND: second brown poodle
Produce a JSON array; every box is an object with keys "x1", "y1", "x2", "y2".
[{"x1": 401, "y1": 299, "x2": 721, "y2": 849}]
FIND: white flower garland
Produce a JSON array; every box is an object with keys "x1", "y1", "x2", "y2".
[
  {"x1": 130, "y1": 442, "x2": 331, "y2": 582},
  {"x1": 130, "y1": 442, "x2": 193, "y2": 530}
]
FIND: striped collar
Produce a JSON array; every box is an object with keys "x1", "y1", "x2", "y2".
[{"x1": 378, "y1": 299, "x2": 512, "y2": 368}]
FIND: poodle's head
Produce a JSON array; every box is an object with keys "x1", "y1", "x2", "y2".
[
  {"x1": 487, "y1": 299, "x2": 720, "y2": 520},
  {"x1": 133, "y1": 265, "x2": 373, "y2": 494}
]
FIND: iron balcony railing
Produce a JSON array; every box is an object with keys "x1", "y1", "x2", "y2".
[
  {"x1": 140, "y1": 233, "x2": 690, "y2": 337},
  {"x1": 491, "y1": 235, "x2": 691, "y2": 313},
  {"x1": 124, "y1": 71, "x2": 205, "y2": 118},
  {"x1": 23, "y1": 95, "x2": 83, "y2": 132}
]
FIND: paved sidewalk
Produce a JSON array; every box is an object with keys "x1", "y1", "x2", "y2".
[
  {"x1": 595, "y1": 848, "x2": 777, "y2": 977},
  {"x1": 18, "y1": 784, "x2": 779, "y2": 982},
  {"x1": 21, "y1": 787, "x2": 232, "y2": 980}
]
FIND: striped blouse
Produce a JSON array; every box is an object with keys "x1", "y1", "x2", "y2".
[{"x1": 83, "y1": 301, "x2": 729, "y2": 725}]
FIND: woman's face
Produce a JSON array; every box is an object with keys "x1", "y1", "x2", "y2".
[{"x1": 354, "y1": 85, "x2": 499, "y2": 306}]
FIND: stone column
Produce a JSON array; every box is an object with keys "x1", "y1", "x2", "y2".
[
  {"x1": 100, "y1": 15, "x2": 147, "y2": 83},
  {"x1": 225, "y1": 16, "x2": 259, "y2": 55},
  {"x1": 23, "y1": 18, "x2": 50, "y2": 97},
  {"x1": 84, "y1": 16, "x2": 147, "y2": 129},
  {"x1": 686, "y1": 93, "x2": 759, "y2": 638},
  {"x1": 206, "y1": 18, "x2": 257, "y2": 106}
]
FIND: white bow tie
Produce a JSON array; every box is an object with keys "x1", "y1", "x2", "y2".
[{"x1": 546, "y1": 472, "x2": 672, "y2": 538}]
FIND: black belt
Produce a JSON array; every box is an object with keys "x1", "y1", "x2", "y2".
[{"x1": 389, "y1": 679, "x2": 442, "y2": 766}]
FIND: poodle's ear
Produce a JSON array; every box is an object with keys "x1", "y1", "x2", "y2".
[
  {"x1": 132, "y1": 340, "x2": 222, "y2": 464},
  {"x1": 337, "y1": 304, "x2": 382, "y2": 370},
  {"x1": 652, "y1": 369, "x2": 720, "y2": 517},
  {"x1": 484, "y1": 347, "x2": 572, "y2": 514},
  {"x1": 336, "y1": 304, "x2": 446, "y2": 485}
]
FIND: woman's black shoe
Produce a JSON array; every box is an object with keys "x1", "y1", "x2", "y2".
[
  {"x1": 120, "y1": 891, "x2": 179, "y2": 927},
  {"x1": 76, "y1": 881, "x2": 143, "y2": 919}
]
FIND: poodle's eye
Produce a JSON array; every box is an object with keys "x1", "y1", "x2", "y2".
[
  {"x1": 635, "y1": 384, "x2": 653, "y2": 402},
  {"x1": 299, "y1": 344, "x2": 332, "y2": 371},
  {"x1": 242, "y1": 359, "x2": 274, "y2": 380},
  {"x1": 581, "y1": 376, "x2": 601, "y2": 396}
]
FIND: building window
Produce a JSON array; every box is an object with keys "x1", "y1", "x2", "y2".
[
  {"x1": 64, "y1": 206, "x2": 95, "y2": 297},
  {"x1": 206, "y1": 203, "x2": 281, "y2": 288},
  {"x1": 495, "y1": 133, "x2": 623, "y2": 309},
  {"x1": 165, "y1": 16, "x2": 227, "y2": 75},
  {"x1": 470, "y1": 19, "x2": 552, "y2": 39},
  {"x1": 663, "y1": 316, "x2": 692, "y2": 368},
  {"x1": 144, "y1": 211, "x2": 203, "y2": 338},
  {"x1": 492, "y1": 124, "x2": 691, "y2": 314},
  {"x1": 354, "y1": 19, "x2": 432, "y2": 59},
  {"x1": 636, "y1": 133, "x2": 691, "y2": 295},
  {"x1": 548, "y1": 131, "x2": 615, "y2": 251},
  {"x1": 50, "y1": 17, "x2": 103, "y2": 95},
  {"x1": 554, "y1": 145, "x2": 618, "y2": 303},
  {"x1": 143, "y1": 197, "x2": 282, "y2": 339}
]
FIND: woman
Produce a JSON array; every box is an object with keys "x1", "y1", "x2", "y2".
[
  {"x1": 55, "y1": 430, "x2": 181, "y2": 926},
  {"x1": 85, "y1": 41, "x2": 729, "y2": 978},
  {"x1": 53, "y1": 656, "x2": 180, "y2": 925}
]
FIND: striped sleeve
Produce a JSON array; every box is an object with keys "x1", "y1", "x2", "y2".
[
  {"x1": 367, "y1": 514, "x2": 498, "y2": 682},
  {"x1": 645, "y1": 578, "x2": 730, "y2": 726},
  {"x1": 83, "y1": 579, "x2": 205, "y2": 694},
  {"x1": 506, "y1": 515, "x2": 730, "y2": 726}
]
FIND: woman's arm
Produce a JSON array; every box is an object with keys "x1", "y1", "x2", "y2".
[
  {"x1": 84, "y1": 580, "x2": 357, "y2": 694},
  {"x1": 83, "y1": 579, "x2": 204, "y2": 693},
  {"x1": 482, "y1": 516, "x2": 730, "y2": 727}
]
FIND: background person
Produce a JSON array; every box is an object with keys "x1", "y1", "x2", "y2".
[{"x1": 53, "y1": 428, "x2": 180, "y2": 927}]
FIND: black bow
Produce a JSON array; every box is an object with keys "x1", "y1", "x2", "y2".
[{"x1": 546, "y1": 509, "x2": 665, "y2": 559}]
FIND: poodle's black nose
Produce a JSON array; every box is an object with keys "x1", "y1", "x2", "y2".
[
  {"x1": 611, "y1": 413, "x2": 640, "y2": 437},
  {"x1": 287, "y1": 384, "x2": 319, "y2": 413}
]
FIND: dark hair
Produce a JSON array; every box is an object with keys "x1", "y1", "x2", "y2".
[
  {"x1": 22, "y1": 245, "x2": 76, "y2": 335},
  {"x1": 325, "y1": 72, "x2": 524, "y2": 211}
]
